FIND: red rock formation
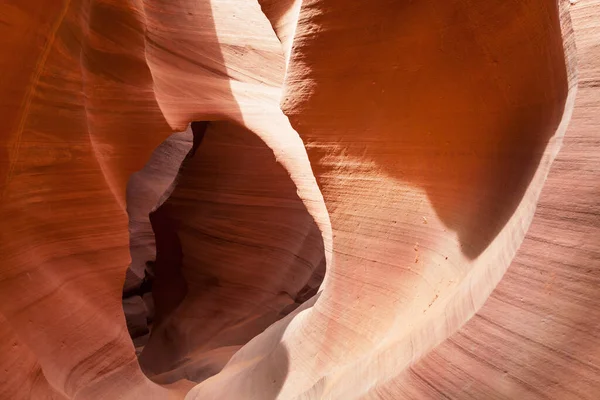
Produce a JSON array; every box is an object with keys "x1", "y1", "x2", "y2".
[{"x1": 1, "y1": 0, "x2": 599, "y2": 399}]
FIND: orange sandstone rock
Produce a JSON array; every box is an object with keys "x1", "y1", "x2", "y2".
[{"x1": 1, "y1": 0, "x2": 599, "y2": 399}]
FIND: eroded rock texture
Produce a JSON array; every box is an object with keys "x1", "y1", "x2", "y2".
[{"x1": 1, "y1": 0, "x2": 599, "y2": 399}]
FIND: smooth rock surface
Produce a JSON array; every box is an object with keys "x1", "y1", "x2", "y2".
[{"x1": 1, "y1": 0, "x2": 599, "y2": 399}]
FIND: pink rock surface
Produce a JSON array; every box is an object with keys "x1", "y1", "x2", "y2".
[{"x1": 1, "y1": 0, "x2": 599, "y2": 399}]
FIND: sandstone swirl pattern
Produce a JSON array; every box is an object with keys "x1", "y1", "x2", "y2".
[{"x1": 1, "y1": 0, "x2": 599, "y2": 399}]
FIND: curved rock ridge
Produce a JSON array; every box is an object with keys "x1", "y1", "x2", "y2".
[{"x1": 2, "y1": 0, "x2": 600, "y2": 399}]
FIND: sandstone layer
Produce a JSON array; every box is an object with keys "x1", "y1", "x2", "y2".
[{"x1": 1, "y1": 0, "x2": 599, "y2": 399}]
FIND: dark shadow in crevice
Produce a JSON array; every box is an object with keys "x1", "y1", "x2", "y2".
[
  {"x1": 148, "y1": 121, "x2": 209, "y2": 328},
  {"x1": 122, "y1": 122, "x2": 207, "y2": 354},
  {"x1": 124, "y1": 120, "x2": 325, "y2": 390}
]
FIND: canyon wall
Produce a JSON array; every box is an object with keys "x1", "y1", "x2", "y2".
[{"x1": 1, "y1": 0, "x2": 599, "y2": 399}]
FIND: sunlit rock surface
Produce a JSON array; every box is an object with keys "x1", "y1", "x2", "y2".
[{"x1": 1, "y1": 0, "x2": 599, "y2": 399}]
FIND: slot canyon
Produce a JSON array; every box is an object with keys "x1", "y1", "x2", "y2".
[{"x1": 1, "y1": 0, "x2": 599, "y2": 399}]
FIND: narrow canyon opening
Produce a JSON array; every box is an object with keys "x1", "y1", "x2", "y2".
[{"x1": 121, "y1": 121, "x2": 326, "y2": 384}]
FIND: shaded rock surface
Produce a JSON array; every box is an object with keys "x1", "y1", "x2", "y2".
[{"x1": 1, "y1": 0, "x2": 599, "y2": 399}]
